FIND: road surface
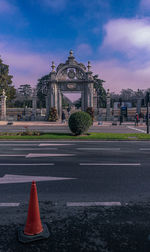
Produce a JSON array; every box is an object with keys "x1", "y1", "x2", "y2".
[{"x1": 0, "y1": 140, "x2": 150, "y2": 206}]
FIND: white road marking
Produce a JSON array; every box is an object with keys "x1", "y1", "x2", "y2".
[
  {"x1": 127, "y1": 126, "x2": 146, "y2": 133},
  {"x1": 0, "y1": 155, "x2": 25, "y2": 157},
  {"x1": 140, "y1": 148, "x2": 150, "y2": 150},
  {"x1": 39, "y1": 143, "x2": 75, "y2": 146},
  {"x1": 0, "y1": 174, "x2": 76, "y2": 184},
  {"x1": 77, "y1": 148, "x2": 120, "y2": 151},
  {"x1": 0, "y1": 163, "x2": 54, "y2": 166},
  {"x1": 13, "y1": 148, "x2": 58, "y2": 151},
  {"x1": 80, "y1": 163, "x2": 141, "y2": 166},
  {"x1": 0, "y1": 203, "x2": 20, "y2": 207},
  {"x1": 26, "y1": 153, "x2": 75, "y2": 158},
  {"x1": 0, "y1": 144, "x2": 38, "y2": 146},
  {"x1": 0, "y1": 140, "x2": 147, "y2": 143},
  {"x1": 67, "y1": 202, "x2": 121, "y2": 207}
]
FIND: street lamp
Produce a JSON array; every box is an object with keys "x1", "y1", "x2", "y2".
[
  {"x1": 119, "y1": 98, "x2": 122, "y2": 125},
  {"x1": 146, "y1": 92, "x2": 149, "y2": 134}
]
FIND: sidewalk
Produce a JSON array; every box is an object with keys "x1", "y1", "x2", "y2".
[
  {"x1": 1, "y1": 201, "x2": 150, "y2": 251},
  {"x1": 0, "y1": 120, "x2": 146, "y2": 127}
]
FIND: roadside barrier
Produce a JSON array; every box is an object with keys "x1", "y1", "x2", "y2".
[{"x1": 18, "y1": 181, "x2": 49, "y2": 243}]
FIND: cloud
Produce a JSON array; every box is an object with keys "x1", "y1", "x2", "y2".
[
  {"x1": 92, "y1": 59, "x2": 150, "y2": 93},
  {"x1": 97, "y1": 17, "x2": 150, "y2": 92},
  {"x1": 102, "y1": 18, "x2": 150, "y2": 54},
  {"x1": 0, "y1": 0, "x2": 17, "y2": 14},
  {"x1": 140, "y1": 0, "x2": 150, "y2": 10},
  {"x1": 3, "y1": 52, "x2": 50, "y2": 87},
  {"x1": 0, "y1": 42, "x2": 60, "y2": 88},
  {"x1": 76, "y1": 43, "x2": 92, "y2": 57}
]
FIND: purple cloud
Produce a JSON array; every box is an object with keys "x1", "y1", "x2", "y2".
[
  {"x1": 0, "y1": 42, "x2": 60, "y2": 87},
  {"x1": 76, "y1": 43, "x2": 92, "y2": 57},
  {"x1": 92, "y1": 59, "x2": 150, "y2": 93},
  {"x1": 140, "y1": 0, "x2": 150, "y2": 10},
  {"x1": 102, "y1": 18, "x2": 150, "y2": 53},
  {"x1": 0, "y1": 0, "x2": 17, "y2": 14}
]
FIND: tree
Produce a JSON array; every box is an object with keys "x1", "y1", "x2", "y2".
[
  {"x1": 17, "y1": 84, "x2": 32, "y2": 107},
  {"x1": 120, "y1": 89, "x2": 135, "y2": 101},
  {"x1": 18, "y1": 84, "x2": 32, "y2": 98},
  {"x1": 110, "y1": 88, "x2": 146, "y2": 107},
  {"x1": 36, "y1": 74, "x2": 49, "y2": 108},
  {"x1": 93, "y1": 75, "x2": 106, "y2": 108},
  {"x1": 0, "y1": 57, "x2": 16, "y2": 106},
  {"x1": 110, "y1": 92, "x2": 120, "y2": 107}
]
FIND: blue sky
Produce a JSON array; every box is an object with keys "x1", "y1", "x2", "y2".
[{"x1": 0, "y1": 0, "x2": 150, "y2": 93}]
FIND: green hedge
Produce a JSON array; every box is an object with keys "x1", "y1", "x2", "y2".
[{"x1": 68, "y1": 111, "x2": 92, "y2": 135}]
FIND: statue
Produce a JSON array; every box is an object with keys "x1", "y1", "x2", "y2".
[{"x1": 2, "y1": 89, "x2": 5, "y2": 96}]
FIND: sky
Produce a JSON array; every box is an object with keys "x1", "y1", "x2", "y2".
[{"x1": 0, "y1": 0, "x2": 150, "y2": 94}]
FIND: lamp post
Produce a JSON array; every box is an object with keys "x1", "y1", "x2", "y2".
[
  {"x1": 146, "y1": 92, "x2": 149, "y2": 134},
  {"x1": 119, "y1": 98, "x2": 122, "y2": 125},
  {"x1": 136, "y1": 88, "x2": 141, "y2": 115}
]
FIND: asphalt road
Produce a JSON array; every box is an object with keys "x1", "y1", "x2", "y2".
[
  {"x1": 0, "y1": 140, "x2": 150, "y2": 206},
  {"x1": 0, "y1": 124, "x2": 147, "y2": 133}
]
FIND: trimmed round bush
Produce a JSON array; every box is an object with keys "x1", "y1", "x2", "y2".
[{"x1": 68, "y1": 111, "x2": 92, "y2": 136}]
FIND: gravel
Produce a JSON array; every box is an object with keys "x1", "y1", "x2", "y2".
[{"x1": 0, "y1": 201, "x2": 150, "y2": 251}]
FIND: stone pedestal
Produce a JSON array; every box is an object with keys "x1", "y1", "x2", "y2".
[
  {"x1": 1, "y1": 90, "x2": 7, "y2": 121},
  {"x1": 106, "y1": 89, "x2": 110, "y2": 121}
]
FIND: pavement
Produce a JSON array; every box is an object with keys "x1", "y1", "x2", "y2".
[
  {"x1": 1, "y1": 201, "x2": 150, "y2": 252},
  {"x1": 0, "y1": 120, "x2": 148, "y2": 134},
  {"x1": 0, "y1": 140, "x2": 150, "y2": 251},
  {"x1": 0, "y1": 120, "x2": 145, "y2": 126}
]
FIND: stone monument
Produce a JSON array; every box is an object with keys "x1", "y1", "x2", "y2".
[
  {"x1": 44, "y1": 50, "x2": 95, "y2": 120},
  {"x1": 106, "y1": 89, "x2": 110, "y2": 121},
  {"x1": 1, "y1": 89, "x2": 7, "y2": 121},
  {"x1": 32, "y1": 88, "x2": 37, "y2": 119}
]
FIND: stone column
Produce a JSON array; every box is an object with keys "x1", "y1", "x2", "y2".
[
  {"x1": 1, "y1": 90, "x2": 7, "y2": 121},
  {"x1": 93, "y1": 88, "x2": 98, "y2": 118},
  {"x1": 106, "y1": 89, "x2": 111, "y2": 121},
  {"x1": 93, "y1": 88, "x2": 97, "y2": 109},
  {"x1": 57, "y1": 89, "x2": 62, "y2": 120},
  {"x1": 50, "y1": 84, "x2": 57, "y2": 108},
  {"x1": 81, "y1": 88, "x2": 85, "y2": 111},
  {"x1": 32, "y1": 88, "x2": 37, "y2": 120},
  {"x1": 46, "y1": 87, "x2": 51, "y2": 120},
  {"x1": 88, "y1": 83, "x2": 93, "y2": 108},
  {"x1": 86, "y1": 61, "x2": 94, "y2": 110}
]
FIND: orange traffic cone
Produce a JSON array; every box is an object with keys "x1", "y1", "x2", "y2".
[
  {"x1": 24, "y1": 181, "x2": 43, "y2": 235},
  {"x1": 18, "y1": 181, "x2": 50, "y2": 243}
]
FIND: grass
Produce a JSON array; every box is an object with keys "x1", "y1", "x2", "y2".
[{"x1": 0, "y1": 132, "x2": 150, "y2": 140}]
